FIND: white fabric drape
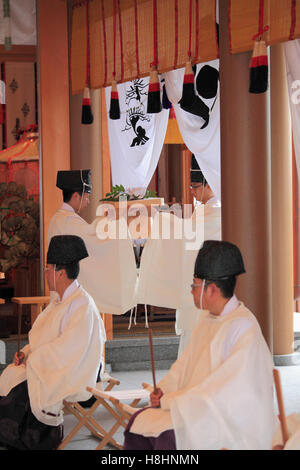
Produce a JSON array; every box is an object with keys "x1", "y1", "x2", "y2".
[
  {"x1": 48, "y1": 206, "x2": 138, "y2": 315},
  {"x1": 138, "y1": 209, "x2": 205, "y2": 309},
  {"x1": 0, "y1": 0, "x2": 36, "y2": 45},
  {"x1": 284, "y1": 39, "x2": 300, "y2": 180},
  {"x1": 164, "y1": 60, "x2": 221, "y2": 201},
  {"x1": 105, "y1": 78, "x2": 169, "y2": 196}
]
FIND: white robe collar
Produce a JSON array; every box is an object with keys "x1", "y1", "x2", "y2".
[
  {"x1": 61, "y1": 202, "x2": 75, "y2": 213},
  {"x1": 219, "y1": 295, "x2": 239, "y2": 317},
  {"x1": 53, "y1": 279, "x2": 80, "y2": 304},
  {"x1": 207, "y1": 294, "x2": 240, "y2": 319},
  {"x1": 195, "y1": 196, "x2": 221, "y2": 207}
]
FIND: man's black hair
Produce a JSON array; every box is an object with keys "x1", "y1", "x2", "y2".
[
  {"x1": 63, "y1": 190, "x2": 83, "y2": 203},
  {"x1": 204, "y1": 276, "x2": 237, "y2": 299},
  {"x1": 55, "y1": 262, "x2": 80, "y2": 280}
]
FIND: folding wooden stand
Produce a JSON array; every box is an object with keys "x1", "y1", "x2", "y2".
[
  {"x1": 58, "y1": 381, "x2": 150, "y2": 450},
  {"x1": 85, "y1": 386, "x2": 150, "y2": 450},
  {"x1": 57, "y1": 376, "x2": 121, "y2": 450}
]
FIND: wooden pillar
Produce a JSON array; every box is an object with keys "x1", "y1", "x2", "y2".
[
  {"x1": 37, "y1": 0, "x2": 70, "y2": 293},
  {"x1": 101, "y1": 88, "x2": 113, "y2": 340},
  {"x1": 270, "y1": 44, "x2": 296, "y2": 362},
  {"x1": 293, "y1": 142, "x2": 300, "y2": 303},
  {"x1": 219, "y1": 0, "x2": 272, "y2": 348}
]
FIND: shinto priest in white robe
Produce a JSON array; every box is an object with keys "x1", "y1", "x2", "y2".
[
  {"x1": 0, "y1": 281, "x2": 104, "y2": 426},
  {"x1": 129, "y1": 296, "x2": 276, "y2": 450}
]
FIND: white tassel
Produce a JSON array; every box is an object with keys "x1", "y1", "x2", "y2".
[
  {"x1": 144, "y1": 304, "x2": 149, "y2": 329},
  {"x1": 128, "y1": 308, "x2": 134, "y2": 330},
  {"x1": 134, "y1": 305, "x2": 137, "y2": 325}
]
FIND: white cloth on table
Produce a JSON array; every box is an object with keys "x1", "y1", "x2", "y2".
[
  {"x1": 130, "y1": 300, "x2": 276, "y2": 450},
  {"x1": 137, "y1": 205, "x2": 215, "y2": 309},
  {"x1": 0, "y1": 284, "x2": 104, "y2": 426}
]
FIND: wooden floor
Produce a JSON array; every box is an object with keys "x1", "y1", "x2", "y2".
[
  {"x1": 113, "y1": 319, "x2": 176, "y2": 338},
  {"x1": 112, "y1": 305, "x2": 176, "y2": 338}
]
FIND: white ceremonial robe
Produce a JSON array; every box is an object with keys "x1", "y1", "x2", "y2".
[
  {"x1": 47, "y1": 203, "x2": 138, "y2": 316},
  {"x1": 175, "y1": 197, "x2": 222, "y2": 356},
  {"x1": 130, "y1": 300, "x2": 276, "y2": 450},
  {"x1": 0, "y1": 283, "x2": 104, "y2": 426}
]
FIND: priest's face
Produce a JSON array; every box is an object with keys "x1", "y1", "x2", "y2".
[
  {"x1": 44, "y1": 264, "x2": 59, "y2": 291},
  {"x1": 190, "y1": 183, "x2": 213, "y2": 205},
  {"x1": 72, "y1": 191, "x2": 90, "y2": 211},
  {"x1": 190, "y1": 183, "x2": 205, "y2": 203},
  {"x1": 191, "y1": 277, "x2": 207, "y2": 310}
]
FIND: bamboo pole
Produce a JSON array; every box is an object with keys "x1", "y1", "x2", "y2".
[
  {"x1": 273, "y1": 369, "x2": 289, "y2": 446},
  {"x1": 148, "y1": 328, "x2": 157, "y2": 393}
]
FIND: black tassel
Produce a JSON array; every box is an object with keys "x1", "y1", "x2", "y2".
[
  {"x1": 147, "y1": 68, "x2": 162, "y2": 114},
  {"x1": 109, "y1": 80, "x2": 120, "y2": 120},
  {"x1": 249, "y1": 40, "x2": 268, "y2": 94},
  {"x1": 81, "y1": 87, "x2": 94, "y2": 125},
  {"x1": 179, "y1": 61, "x2": 196, "y2": 111}
]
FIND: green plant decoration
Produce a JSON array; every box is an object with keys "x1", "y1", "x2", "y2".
[
  {"x1": 0, "y1": 181, "x2": 39, "y2": 272},
  {"x1": 100, "y1": 185, "x2": 157, "y2": 202}
]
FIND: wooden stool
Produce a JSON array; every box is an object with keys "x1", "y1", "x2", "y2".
[
  {"x1": 12, "y1": 296, "x2": 50, "y2": 328},
  {"x1": 0, "y1": 298, "x2": 5, "y2": 304}
]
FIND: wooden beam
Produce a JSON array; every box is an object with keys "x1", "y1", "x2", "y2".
[{"x1": 0, "y1": 45, "x2": 36, "y2": 62}]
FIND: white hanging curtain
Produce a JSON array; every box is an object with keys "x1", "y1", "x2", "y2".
[
  {"x1": 164, "y1": 59, "x2": 221, "y2": 202},
  {"x1": 284, "y1": 39, "x2": 300, "y2": 179},
  {"x1": 105, "y1": 78, "x2": 169, "y2": 197},
  {"x1": 0, "y1": 0, "x2": 36, "y2": 45}
]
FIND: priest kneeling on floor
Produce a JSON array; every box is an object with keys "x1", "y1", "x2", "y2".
[
  {"x1": 0, "y1": 235, "x2": 105, "y2": 450},
  {"x1": 124, "y1": 240, "x2": 277, "y2": 450}
]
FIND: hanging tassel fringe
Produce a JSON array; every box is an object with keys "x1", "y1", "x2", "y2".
[
  {"x1": 109, "y1": 80, "x2": 121, "y2": 120},
  {"x1": 128, "y1": 305, "x2": 138, "y2": 330},
  {"x1": 179, "y1": 61, "x2": 196, "y2": 111},
  {"x1": 147, "y1": 68, "x2": 162, "y2": 114},
  {"x1": 81, "y1": 86, "x2": 93, "y2": 124},
  {"x1": 249, "y1": 40, "x2": 268, "y2": 94},
  {"x1": 81, "y1": 1, "x2": 93, "y2": 124}
]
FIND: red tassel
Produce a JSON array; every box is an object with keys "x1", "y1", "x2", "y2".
[
  {"x1": 147, "y1": 68, "x2": 162, "y2": 114},
  {"x1": 249, "y1": 40, "x2": 268, "y2": 94},
  {"x1": 81, "y1": 87, "x2": 94, "y2": 124},
  {"x1": 109, "y1": 80, "x2": 120, "y2": 120}
]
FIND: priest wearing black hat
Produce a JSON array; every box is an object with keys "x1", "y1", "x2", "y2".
[
  {"x1": 175, "y1": 155, "x2": 222, "y2": 357},
  {"x1": 123, "y1": 240, "x2": 276, "y2": 450},
  {"x1": 0, "y1": 235, "x2": 104, "y2": 450},
  {"x1": 55, "y1": 169, "x2": 92, "y2": 214},
  {"x1": 47, "y1": 169, "x2": 107, "y2": 354},
  {"x1": 189, "y1": 154, "x2": 218, "y2": 206},
  {"x1": 48, "y1": 170, "x2": 94, "y2": 245}
]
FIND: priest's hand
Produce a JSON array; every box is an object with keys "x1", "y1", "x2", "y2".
[
  {"x1": 150, "y1": 388, "x2": 163, "y2": 408},
  {"x1": 14, "y1": 351, "x2": 25, "y2": 366}
]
